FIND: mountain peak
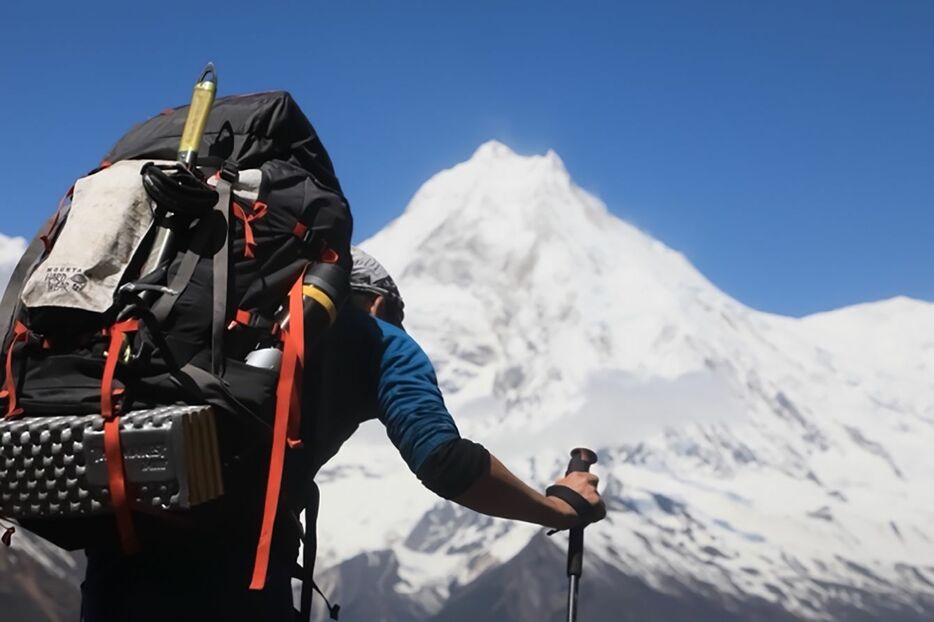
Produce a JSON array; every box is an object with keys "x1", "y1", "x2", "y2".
[
  {"x1": 470, "y1": 140, "x2": 517, "y2": 161},
  {"x1": 466, "y1": 141, "x2": 569, "y2": 178}
]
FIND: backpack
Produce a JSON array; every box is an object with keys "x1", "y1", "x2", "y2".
[{"x1": 0, "y1": 91, "x2": 352, "y2": 591}]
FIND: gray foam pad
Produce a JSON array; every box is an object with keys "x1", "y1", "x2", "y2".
[{"x1": 0, "y1": 405, "x2": 223, "y2": 520}]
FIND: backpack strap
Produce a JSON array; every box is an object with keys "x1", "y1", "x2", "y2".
[
  {"x1": 228, "y1": 308, "x2": 279, "y2": 335},
  {"x1": 232, "y1": 200, "x2": 268, "y2": 259},
  {"x1": 148, "y1": 213, "x2": 215, "y2": 327},
  {"x1": 101, "y1": 318, "x2": 141, "y2": 554},
  {"x1": 250, "y1": 268, "x2": 307, "y2": 590},
  {"x1": 298, "y1": 481, "x2": 319, "y2": 620},
  {"x1": 295, "y1": 481, "x2": 339, "y2": 620},
  {"x1": 211, "y1": 165, "x2": 237, "y2": 375}
]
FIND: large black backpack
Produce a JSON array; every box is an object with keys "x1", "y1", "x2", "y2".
[{"x1": 0, "y1": 91, "x2": 352, "y2": 590}]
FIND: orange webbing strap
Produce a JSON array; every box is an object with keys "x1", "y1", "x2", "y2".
[
  {"x1": 286, "y1": 267, "x2": 306, "y2": 448},
  {"x1": 250, "y1": 271, "x2": 307, "y2": 590},
  {"x1": 100, "y1": 319, "x2": 140, "y2": 554},
  {"x1": 232, "y1": 200, "x2": 268, "y2": 259},
  {"x1": 2, "y1": 322, "x2": 29, "y2": 419}
]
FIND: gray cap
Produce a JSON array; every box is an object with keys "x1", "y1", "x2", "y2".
[{"x1": 350, "y1": 246, "x2": 405, "y2": 311}]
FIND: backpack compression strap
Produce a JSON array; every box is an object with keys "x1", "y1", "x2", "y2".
[
  {"x1": 101, "y1": 319, "x2": 141, "y2": 553},
  {"x1": 212, "y1": 170, "x2": 236, "y2": 375},
  {"x1": 232, "y1": 200, "x2": 268, "y2": 259},
  {"x1": 250, "y1": 269, "x2": 307, "y2": 590}
]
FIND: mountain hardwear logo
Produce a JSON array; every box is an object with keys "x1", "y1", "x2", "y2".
[{"x1": 44, "y1": 267, "x2": 88, "y2": 292}]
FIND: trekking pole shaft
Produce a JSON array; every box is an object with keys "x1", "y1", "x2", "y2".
[
  {"x1": 564, "y1": 447, "x2": 597, "y2": 622},
  {"x1": 567, "y1": 575, "x2": 580, "y2": 622}
]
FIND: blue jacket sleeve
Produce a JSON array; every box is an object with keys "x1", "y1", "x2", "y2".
[{"x1": 375, "y1": 319, "x2": 461, "y2": 473}]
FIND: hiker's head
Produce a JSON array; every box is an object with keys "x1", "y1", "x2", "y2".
[{"x1": 349, "y1": 247, "x2": 405, "y2": 327}]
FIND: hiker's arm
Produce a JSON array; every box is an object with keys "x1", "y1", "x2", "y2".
[
  {"x1": 415, "y1": 439, "x2": 604, "y2": 530},
  {"x1": 373, "y1": 324, "x2": 603, "y2": 528},
  {"x1": 447, "y1": 452, "x2": 604, "y2": 530}
]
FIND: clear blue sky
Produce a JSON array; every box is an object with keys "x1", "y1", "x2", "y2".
[{"x1": 1, "y1": 1, "x2": 931, "y2": 316}]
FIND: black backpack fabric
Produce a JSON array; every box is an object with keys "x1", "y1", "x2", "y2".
[{"x1": 0, "y1": 91, "x2": 352, "y2": 590}]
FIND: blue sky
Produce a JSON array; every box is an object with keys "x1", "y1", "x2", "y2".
[{"x1": 1, "y1": 1, "x2": 931, "y2": 316}]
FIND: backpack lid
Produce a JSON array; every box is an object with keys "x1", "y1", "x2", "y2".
[{"x1": 103, "y1": 91, "x2": 342, "y2": 193}]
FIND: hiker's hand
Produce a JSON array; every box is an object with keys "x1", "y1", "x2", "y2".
[{"x1": 547, "y1": 471, "x2": 607, "y2": 529}]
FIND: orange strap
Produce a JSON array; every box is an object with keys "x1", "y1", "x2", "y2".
[
  {"x1": 232, "y1": 308, "x2": 254, "y2": 327},
  {"x1": 100, "y1": 319, "x2": 140, "y2": 554},
  {"x1": 233, "y1": 200, "x2": 268, "y2": 258},
  {"x1": 250, "y1": 271, "x2": 307, "y2": 590},
  {"x1": 287, "y1": 266, "x2": 305, "y2": 447},
  {"x1": 3, "y1": 322, "x2": 29, "y2": 419}
]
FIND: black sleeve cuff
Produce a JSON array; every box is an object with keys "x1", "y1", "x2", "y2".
[{"x1": 416, "y1": 438, "x2": 491, "y2": 500}]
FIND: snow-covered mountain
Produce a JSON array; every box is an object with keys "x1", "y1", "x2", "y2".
[
  {"x1": 311, "y1": 141, "x2": 934, "y2": 620},
  {"x1": 1, "y1": 142, "x2": 931, "y2": 621}
]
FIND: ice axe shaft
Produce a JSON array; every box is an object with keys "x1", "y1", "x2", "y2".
[{"x1": 565, "y1": 447, "x2": 597, "y2": 622}]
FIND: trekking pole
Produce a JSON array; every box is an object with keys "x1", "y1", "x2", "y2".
[{"x1": 564, "y1": 447, "x2": 598, "y2": 622}]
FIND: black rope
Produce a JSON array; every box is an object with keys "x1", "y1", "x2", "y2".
[{"x1": 141, "y1": 162, "x2": 217, "y2": 218}]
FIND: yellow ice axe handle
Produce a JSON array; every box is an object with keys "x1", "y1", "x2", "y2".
[{"x1": 178, "y1": 65, "x2": 217, "y2": 166}]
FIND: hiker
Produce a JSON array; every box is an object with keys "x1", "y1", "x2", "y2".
[
  {"x1": 79, "y1": 247, "x2": 605, "y2": 622},
  {"x1": 319, "y1": 247, "x2": 607, "y2": 531}
]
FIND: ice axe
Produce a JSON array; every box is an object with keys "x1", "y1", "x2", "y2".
[
  {"x1": 549, "y1": 447, "x2": 598, "y2": 622},
  {"x1": 138, "y1": 63, "x2": 219, "y2": 284}
]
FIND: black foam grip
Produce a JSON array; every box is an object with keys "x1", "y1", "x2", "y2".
[{"x1": 566, "y1": 447, "x2": 598, "y2": 475}]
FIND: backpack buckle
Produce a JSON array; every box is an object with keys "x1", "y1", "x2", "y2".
[{"x1": 220, "y1": 161, "x2": 239, "y2": 183}]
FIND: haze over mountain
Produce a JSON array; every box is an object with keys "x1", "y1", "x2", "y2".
[{"x1": 0, "y1": 142, "x2": 931, "y2": 621}]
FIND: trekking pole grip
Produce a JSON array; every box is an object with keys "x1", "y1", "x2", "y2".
[
  {"x1": 566, "y1": 447, "x2": 598, "y2": 475},
  {"x1": 565, "y1": 447, "x2": 597, "y2": 579}
]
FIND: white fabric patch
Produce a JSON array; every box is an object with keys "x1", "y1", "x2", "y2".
[
  {"x1": 231, "y1": 168, "x2": 262, "y2": 203},
  {"x1": 22, "y1": 160, "x2": 170, "y2": 313}
]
